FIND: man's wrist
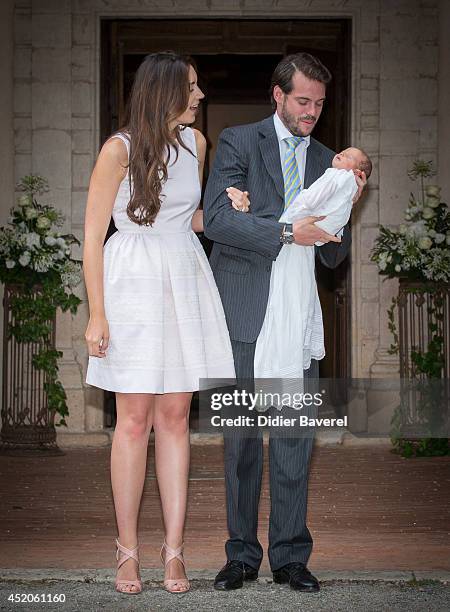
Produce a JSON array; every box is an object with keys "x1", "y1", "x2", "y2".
[{"x1": 280, "y1": 223, "x2": 294, "y2": 245}]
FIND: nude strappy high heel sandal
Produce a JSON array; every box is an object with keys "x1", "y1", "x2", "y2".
[
  {"x1": 115, "y1": 538, "x2": 143, "y2": 594},
  {"x1": 160, "y1": 539, "x2": 190, "y2": 593}
]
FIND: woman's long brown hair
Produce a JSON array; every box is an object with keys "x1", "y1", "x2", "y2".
[{"x1": 121, "y1": 52, "x2": 194, "y2": 226}]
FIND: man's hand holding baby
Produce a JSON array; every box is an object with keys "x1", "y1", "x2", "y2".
[
  {"x1": 292, "y1": 216, "x2": 341, "y2": 246},
  {"x1": 226, "y1": 186, "x2": 340, "y2": 246}
]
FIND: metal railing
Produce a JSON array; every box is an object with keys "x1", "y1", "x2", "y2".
[
  {"x1": 397, "y1": 280, "x2": 449, "y2": 435},
  {"x1": 0, "y1": 284, "x2": 62, "y2": 455}
]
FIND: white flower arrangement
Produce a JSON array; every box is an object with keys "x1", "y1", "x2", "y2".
[
  {"x1": 0, "y1": 175, "x2": 82, "y2": 289},
  {"x1": 0, "y1": 175, "x2": 83, "y2": 428},
  {"x1": 371, "y1": 161, "x2": 450, "y2": 283}
]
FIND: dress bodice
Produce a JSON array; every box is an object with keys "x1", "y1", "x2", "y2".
[{"x1": 110, "y1": 128, "x2": 201, "y2": 234}]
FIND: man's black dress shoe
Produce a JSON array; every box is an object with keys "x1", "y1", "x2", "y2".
[
  {"x1": 273, "y1": 562, "x2": 320, "y2": 592},
  {"x1": 214, "y1": 560, "x2": 259, "y2": 590}
]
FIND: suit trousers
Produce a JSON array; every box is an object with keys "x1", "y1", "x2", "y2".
[{"x1": 223, "y1": 339, "x2": 317, "y2": 571}]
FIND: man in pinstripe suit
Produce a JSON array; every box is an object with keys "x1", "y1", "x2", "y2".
[{"x1": 203, "y1": 53, "x2": 365, "y2": 593}]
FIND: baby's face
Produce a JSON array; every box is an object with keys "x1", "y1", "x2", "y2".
[{"x1": 332, "y1": 147, "x2": 364, "y2": 171}]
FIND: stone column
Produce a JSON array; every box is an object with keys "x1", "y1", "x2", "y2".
[
  {"x1": 353, "y1": 4, "x2": 382, "y2": 381},
  {"x1": 366, "y1": 0, "x2": 439, "y2": 433},
  {"x1": 70, "y1": 3, "x2": 106, "y2": 439},
  {"x1": 29, "y1": 0, "x2": 87, "y2": 439},
  {"x1": 438, "y1": 0, "x2": 450, "y2": 199},
  {"x1": 372, "y1": 0, "x2": 439, "y2": 380},
  {"x1": 0, "y1": 0, "x2": 15, "y2": 405},
  {"x1": 0, "y1": 0, "x2": 14, "y2": 226}
]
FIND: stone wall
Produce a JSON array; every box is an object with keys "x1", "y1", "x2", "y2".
[
  {"x1": 0, "y1": 0, "x2": 15, "y2": 405},
  {"x1": 5, "y1": 0, "x2": 445, "y2": 439}
]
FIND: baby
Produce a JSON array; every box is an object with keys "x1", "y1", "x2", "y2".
[
  {"x1": 228, "y1": 147, "x2": 372, "y2": 244},
  {"x1": 226, "y1": 146, "x2": 371, "y2": 380}
]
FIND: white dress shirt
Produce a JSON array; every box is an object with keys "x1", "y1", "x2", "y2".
[{"x1": 273, "y1": 111, "x2": 310, "y2": 192}]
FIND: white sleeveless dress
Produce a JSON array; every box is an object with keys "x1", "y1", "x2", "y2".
[{"x1": 86, "y1": 128, "x2": 236, "y2": 393}]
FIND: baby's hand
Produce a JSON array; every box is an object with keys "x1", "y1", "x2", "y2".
[{"x1": 226, "y1": 187, "x2": 250, "y2": 212}]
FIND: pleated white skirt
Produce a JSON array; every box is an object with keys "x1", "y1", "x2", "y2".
[{"x1": 86, "y1": 230, "x2": 236, "y2": 393}]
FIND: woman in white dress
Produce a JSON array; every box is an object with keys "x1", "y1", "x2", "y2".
[{"x1": 83, "y1": 52, "x2": 235, "y2": 595}]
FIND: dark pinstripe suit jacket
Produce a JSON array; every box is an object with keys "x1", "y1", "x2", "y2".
[{"x1": 203, "y1": 115, "x2": 351, "y2": 343}]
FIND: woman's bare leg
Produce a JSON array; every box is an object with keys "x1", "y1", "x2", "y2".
[
  {"x1": 111, "y1": 392, "x2": 154, "y2": 592},
  {"x1": 153, "y1": 392, "x2": 192, "y2": 591}
]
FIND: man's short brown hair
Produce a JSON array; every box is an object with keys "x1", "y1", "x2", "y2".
[{"x1": 270, "y1": 52, "x2": 332, "y2": 109}]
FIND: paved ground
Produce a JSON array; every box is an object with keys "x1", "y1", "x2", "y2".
[
  {"x1": 1, "y1": 577, "x2": 449, "y2": 612},
  {"x1": 0, "y1": 444, "x2": 449, "y2": 573}
]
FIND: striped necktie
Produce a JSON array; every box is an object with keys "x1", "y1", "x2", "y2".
[{"x1": 283, "y1": 136, "x2": 303, "y2": 211}]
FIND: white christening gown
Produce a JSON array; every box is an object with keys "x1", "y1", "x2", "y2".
[
  {"x1": 86, "y1": 129, "x2": 236, "y2": 393},
  {"x1": 254, "y1": 168, "x2": 358, "y2": 379}
]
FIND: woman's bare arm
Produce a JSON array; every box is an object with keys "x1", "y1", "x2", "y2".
[
  {"x1": 191, "y1": 128, "x2": 207, "y2": 233},
  {"x1": 83, "y1": 137, "x2": 127, "y2": 357}
]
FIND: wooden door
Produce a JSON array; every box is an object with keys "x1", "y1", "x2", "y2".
[{"x1": 100, "y1": 19, "x2": 352, "y2": 426}]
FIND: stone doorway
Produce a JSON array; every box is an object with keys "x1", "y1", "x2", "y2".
[{"x1": 100, "y1": 18, "x2": 352, "y2": 426}]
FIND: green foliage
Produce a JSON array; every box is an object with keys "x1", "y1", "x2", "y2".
[
  {"x1": 0, "y1": 175, "x2": 82, "y2": 426},
  {"x1": 387, "y1": 296, "x2": 399, "y2": 355},
  {"x1": 391, "y1": 437, "x2": 449, "y2": 457},
  {"x1": 371, "y1": 161, "x2": 449, "y2": 457},
  {"x1": 18, "y1": 174, "x2": 50, "y2": 196},
  {"x1": 390, "y1": 287, "x2": 449, "y2": 457},
  {"x1": 407, "y1": 159, "x2": 436, "y2": 182}
]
